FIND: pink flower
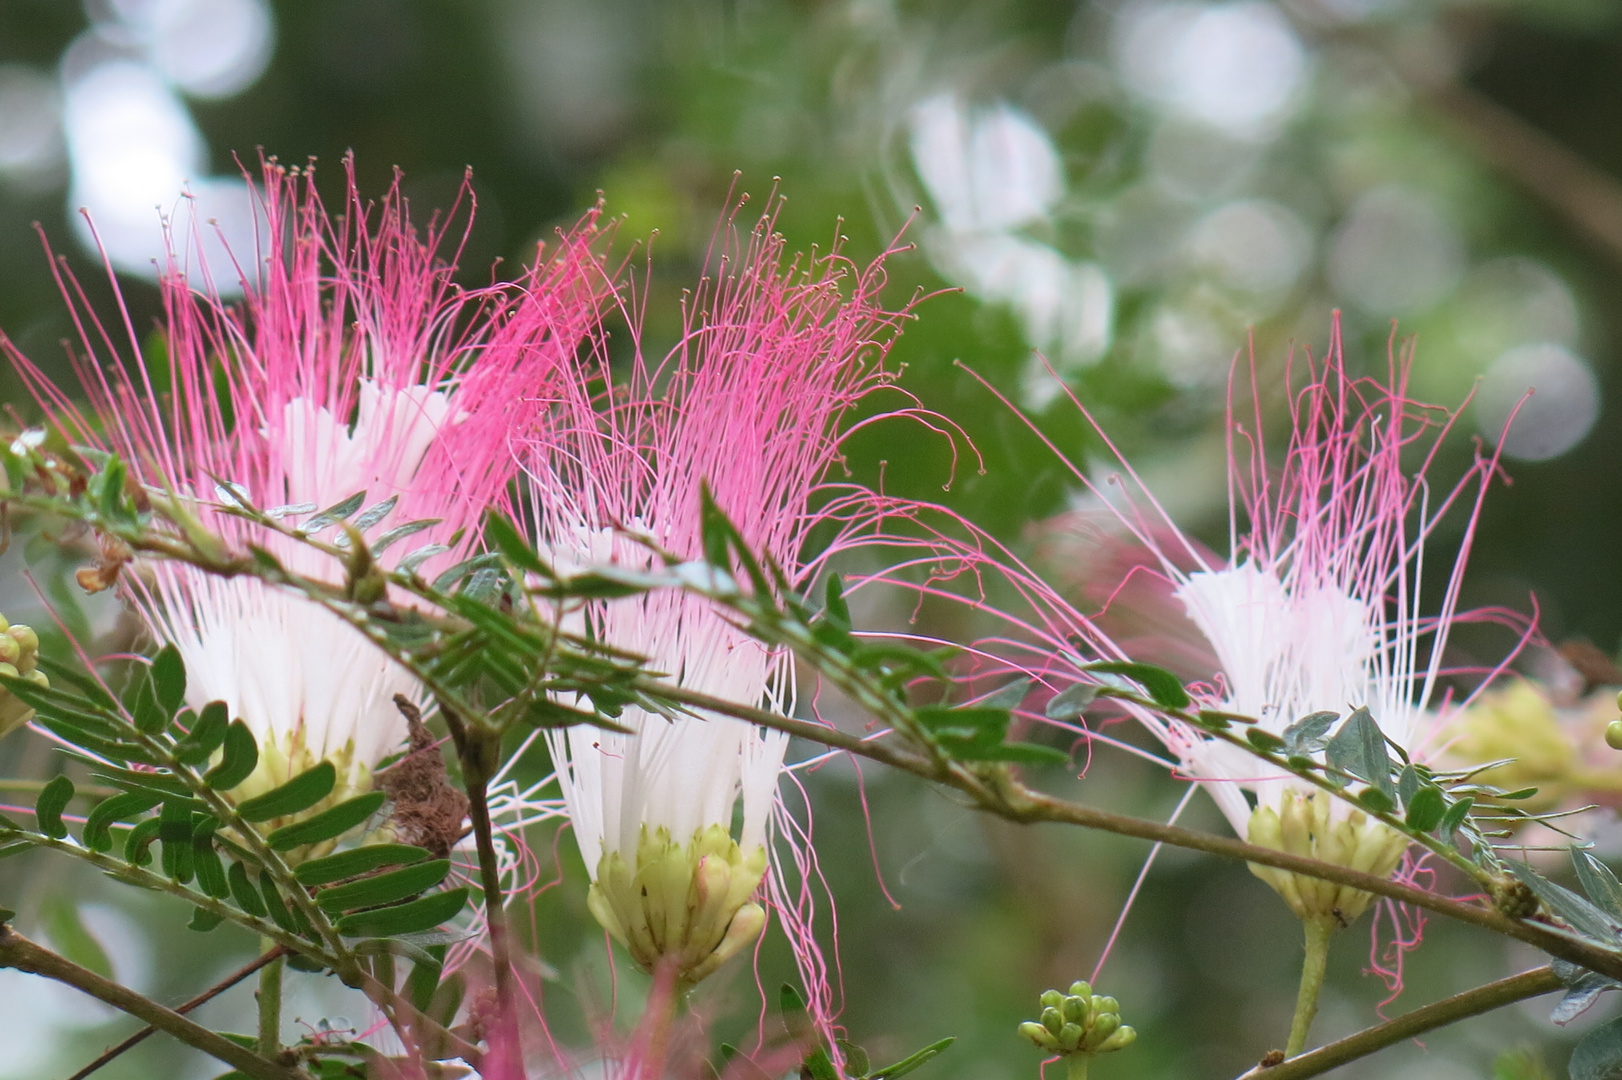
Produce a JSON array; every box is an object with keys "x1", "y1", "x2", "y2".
[
  {"x1": 893, "y1": 319, "x2": 1521, "y2": 982},
  {"x1": 497, "y1": 202, "x2": 914, "y2": 1010},
  {"x1": 8, "y1": 156, "x2": 610, "y2": 822}
]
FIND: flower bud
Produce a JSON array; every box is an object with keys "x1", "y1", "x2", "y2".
[
  {"x1": 1096, "y1": 1026, "x2": 1136, "y2": 1053},
  {"x1": 1057, "y1": 1023, "x2": 1084, "y2": 1053},
  {"x1": 1607, "y1": 720, "x2": 1622, "y2": 752},
  {"x1": 1088, "y1": 1013, "x2": 1120, "y2": 1047},
  {"x1": 0, "y1": 636, "x2": 19, "y2": 667},
  {"x1": 1068, "y1": 980, "x2": 1091, "y2": 999},
  {"x1": 1061, "y1": 995, "x2": 1087, "y2": 1025},
  {"x1": 1041, "y1": 1007, "x2": 1064, "y2": 1036},
  {"x1": 1040, "y1": 989, "x2": 1065, "y2": 1011},
  {"x1": 1093, "y1": 996, "x2": 1118, "y2": 1016},
  {"x1": 7, "y1": 624, "x2": 38, "y2": 656},
  {"x1": 1019, "y1": 1022, "x2": 1056, "y2": 1051}
]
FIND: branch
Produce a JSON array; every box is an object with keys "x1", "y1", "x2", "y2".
[
  {"x1": 66, "y1": 945, "x2": 288, "y2": 1080},
  {"x1": 0, "y1": 924, "x2": 305, "y2": 1080},
  {"x1": 647, "y1": 680, "x2": 1622, "y2": 981},
  {"x1": 1233, "y1": 965, "x2": 1562, "y2": 1080}
]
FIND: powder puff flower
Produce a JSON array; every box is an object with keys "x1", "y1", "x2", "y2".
[
  {"x1": 8, "y1": 157, "x2": 608, "y2": 850},
  {"x1": 919, "y1": 320, "x2": 1512, "y2": 924},
  {"x1": 511, "y1": 206, "x2": 913, "y2": 992}
]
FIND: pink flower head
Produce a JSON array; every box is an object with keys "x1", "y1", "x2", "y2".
[
  {"x1": 7, "y1": 156, "x2": 611, "y2": 810},
  {"x1": 891, "y1": 318, "x2": 1523, "y2": 991},
  {"x1": 502, "y1": 200, "x2": 914, "y2": 1014}
]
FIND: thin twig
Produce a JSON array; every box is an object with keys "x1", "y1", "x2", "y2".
[
  {"x1": 647, "y1": 679, "x2": 1622, "y2": 982},
  {"x1": 66, "y1": 945, "x2": 288, "y2": 1080},
  {"x1": 1233, "y1": 965, "x2": 1563, "y2": 1080},
  {"x1": 0, "y1": 925, "x2": 304, "y2": 1080}
]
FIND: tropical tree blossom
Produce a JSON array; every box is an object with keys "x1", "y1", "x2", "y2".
[
  {"x1": 915, "y1": 322, "x2": 1511, "y2": 929},
  {"x1": 512, "y1": 207, "x2": 914, "y2": 994},
  {"x1": 7, "y1": 157, "x2": 608, "y2": 854}
]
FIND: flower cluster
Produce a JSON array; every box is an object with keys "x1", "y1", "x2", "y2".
[
  {"x1": 10, "y1": 156, "x2": 609, "y2": 844},
  {"x1": 510, "y1": 205, "x2": 914, "y2": 993}
]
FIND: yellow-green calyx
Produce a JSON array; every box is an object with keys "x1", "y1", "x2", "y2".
[
  {"x1": 1247, "y1": 788, "x2": 1409, "y2": 925},
  {"x1": 229, "y1": 729, "x2": 374, "y2": 862},
  {"x1": 587, "y1": 823, "x2": 768, "y2": 988},
  {"x1": 0, "y1": 616, "x2": 47, "y2": 741},
  {"x1": 1019, "y1": 981, "x2": 1136, "y2": 1065}
]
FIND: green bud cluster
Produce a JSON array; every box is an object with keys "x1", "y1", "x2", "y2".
[
  {"x1": 1018, "y1": 981, "x2": 1136, "y2": 1058},
  {"x1": 1606, "y1": 691, "x2": 1622, "y2": 751},
  {"x1": 0, "y1": 614, "x2": 47, "y2": 741},
  {"x1": 588, "y1": 823, "x2": 769, "y2": 989}
]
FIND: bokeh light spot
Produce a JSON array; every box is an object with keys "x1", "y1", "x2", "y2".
[{"x1": 1476, "y1": 343, "x2": 1601, "y2": 462}]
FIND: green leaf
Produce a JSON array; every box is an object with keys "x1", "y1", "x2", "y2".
[
  {"x1": 349, "y1": 934, "x2": 444, "y2": 969},
  {"x1": 399, "y1": 544, "x2": 451, "y2": 575},
  {"x1": 1326, "y1": 707, "x2": 1395, "y2": 800},
  {"x1": 123, "y1": 817, "x2": 162, "y2": 866},
  {"x1": 316, "y1": 860, "x2": 452, "y2": 914},
  {"x1": 1082, "y1": 661, "x2": 1190, "y2": 709},
  {"x1": 159, "y1": 800, "x2": 195, "y2": 884},
  {"x1": 431, "y1": 552, "x2": 503, "y2": 593},
  {"x1": 259, "y1": 871, "x2": 297, "y2": 933},
  {"x1": 205, "y1": 720, "x2": 259, "y2": 791},
  {"x1": 0, "y1": 907, "x2": 13, "y2": 924},
  {"x1": 1575, "y1": 848, "x2": 1622, "y2": 920},
  {"x1": 235, "y1": 761, "x2": 336, "y2": 823},
  {"x1": 870, "y1": 1037, "x2": 956, "y2": 1080},
  {"x1": 92, "y1": 764, "x2": 194, "y2": 799},
  {"x1": 1498, "y1": 787, "x2": 1540, "y2": 801},
  {"x1": 1282, "y1": 711, "x2": 1336, "y2": 755},
  {"x1": 484, "y1": 512, "x2": 549, "y2": 575},
  {"x1": 371, "y1": 518, "x2": 441, "y2": 556},
  {"x1": 405, "y1": 945, "x2": 447, "y2": 1012},
  {"x1": 1404, "y1": 785, "x2": 1446, "y2": 832},
  {"x1": 1551, "y1": 958, "x2": 1622, "y2": 1026},
  {"x1": 83, "y1": 791, "x2": 160, "y2": 853},
  {"x1": 228, "y1": 861, "x2": 268, "y2": 918},
  {"x1": 187, "y1": 908, "x2": 225, "y2": 933},
  {"x1": 1436, "y1": 796, "x2": 1474, "y2": 840},
  {"x1": 1507, "y1": 863, "x2": 1622, "y2": 942},
  {"x1": 192, "y1": 818, "x2": 230, "y2": 899},
  {"x1": 1045, "y1": 683, "x2": 1098, "y2": 722},
  {"x1": 1357, "y1": 788, "x2": 1395, "y2": 814},
  {"x1": 35, "y1": 775, "x2": 75, "y2": 839},
  {"x1": 150, "y1": 644, "x2": 187, "y2": 717},
  {"x1": 335, "y1": 886, "x2": 469, "y2": 937},
  {"x1": 296, "y1": 844, "x2": 433, "y2": 887},
  {"x1": 349, "y1": 495, "x2": 399, "y2": 534},
  {"x1": 839, "y1": 1040, "x2": 871, "y2": 1079},
  {"x1": 822, "y1": 574, "x2": 852, "y2": 631},
  {"x1": 778, "y1": 983, "x2": 837, "y2": 1080},
  {"x1": 915, "y1": 706, "x2": 1007, "y2": 734},
  {"x1": 1246, "y1": 728, "x2": 1286, "y2": 753},
  {"x1": 1570, "y1": 1015, "x2": 1622, "y2": 1080},
  {"x1": 267, "y1": 791, "x2": 386, "y2": 850},
  {"x1": 33, "y1": 715, "x2": 151, "y2": 765},
  {"x1": 298, "y1": 491, "x2": 365, "y2": 535},
  {"x1": 97, "y1": 456, "x2": 129, "y2": 523},
  {"x1": 980, "y1": 677, "x2": 1031, "y2": 711},
  {"x1": 173, "y1": 701, "x2": 230, "y2": 766},
  {"x1": 969, "y1": 742, "x2": 1072, "y2": 766},
  {"x1": 125, "y1": 668, "x2": 165, "y2": 735},
  {"x1": 33, "y1": 657, "x2": 116, "y2": 709}
]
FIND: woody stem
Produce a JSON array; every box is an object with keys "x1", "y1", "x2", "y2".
[
  {"x1": 441, "y1": 702, "x2": 521, "y2": 1073},
  {"x1": 1286, "y1": 917, "x2": 1336, "y2": 1058}
]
